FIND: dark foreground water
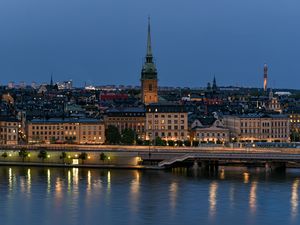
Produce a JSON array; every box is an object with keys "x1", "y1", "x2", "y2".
[{"x1": 0, "y1": 166, "x2": 299, "y2": 225}]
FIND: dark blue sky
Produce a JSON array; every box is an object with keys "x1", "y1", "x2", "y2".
[{"x1": 0, "y1": 0, "x2": 299, "y2": 88}]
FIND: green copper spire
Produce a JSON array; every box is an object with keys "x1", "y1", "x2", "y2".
[
  {"x1": 141, "y1": 17, "x2": 157, "y2": 80},
  {"x1": 146, "y1": 16, "x2": 153, "y2": 61}
]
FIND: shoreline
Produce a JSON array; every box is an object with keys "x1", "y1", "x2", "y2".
[{"x1": 0, "y1": 161, "x2": 163, "y2": 170}]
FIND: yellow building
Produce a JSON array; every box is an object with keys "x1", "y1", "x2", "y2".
[
  {"x1": 0, "y1": 117, "x2": 21, "y2": 145},
  {"x1": 27, "y1": 118, "x2": 105, "y2": 144},
  {"x1": 146, "y1": 104, "x2": 188, "y2": 141},
  {"x1": 223, "y1": 114, "x2": 290, "y2": 142},
  {"x1": 104, "y1": 108, "x2": 146, "y2": 139}
]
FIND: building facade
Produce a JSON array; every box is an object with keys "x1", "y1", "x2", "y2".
[
  {"x1": 0, "y1": 117, "x2": 21, "y2": 145},
  {"x1": 103, "y1": 108, "x2": 146, "y2": 139},
  {"x1": 27, "y1": 118, "x2": 105, "y2": 144},
  {"x1": 223, "y1": 114, "x2": 290, "y2": 142},
  {"x1": 145, "y1": 104, "x2": 188, "y2": 141},
  {"x1": 141, "y1": 18, "x2": 158, "y2": 105},
  {"x1": 190, "y1": 118, "x2": 229, "y2": 143}
]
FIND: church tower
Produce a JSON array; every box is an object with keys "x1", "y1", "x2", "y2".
[{"x1": 141, "y1": 17, "x2": 158, "y2": 104}]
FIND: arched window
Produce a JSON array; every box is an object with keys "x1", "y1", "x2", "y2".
[{"x1": 149, "y1": 84, "x2": 153, "y2": 91}]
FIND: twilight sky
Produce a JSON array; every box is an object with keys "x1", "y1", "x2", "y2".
[{"x1": 0, "y1": 0, "x2": 299, "y2": 88}]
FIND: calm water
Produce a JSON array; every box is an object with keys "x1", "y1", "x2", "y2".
[{"x1": 0, "y1": 166, "x2": 299, "y2": 225}]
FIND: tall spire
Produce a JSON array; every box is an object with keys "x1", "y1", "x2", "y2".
[
  {"x1": 264, "y1": 63, "x2": 268, "y2": 92},
  {"x1": 50, "y1": 73, "x2": 53, "y2": 86},
  {"x1": 212, "y1": 75, "x2": 217, "y2": 91},
  {"x1": 146, "y1": 16, "x2": 153, "y2": 62}
]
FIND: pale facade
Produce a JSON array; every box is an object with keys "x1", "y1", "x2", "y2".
[
  {"x1": 27, "y1": 118, "x2": 105, "y2": 144},
  {"x1": 190, "y1": 119, "x2": 229, "y2": 143},
  {"x1": 223, "y1": 114, "x2": 290, "y2": 142},
  {"x1": 145, "y1": 104, "x2": 188, "y2": 141},
  {"x1": 0, "y1": 118, "x2": 21, "y2": 145}
]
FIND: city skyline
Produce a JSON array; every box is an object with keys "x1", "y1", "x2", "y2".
[{"x1": 0, "y1": 0, "x2": 300, "y2": 88}]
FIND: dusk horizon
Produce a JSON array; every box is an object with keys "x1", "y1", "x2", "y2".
[{"x1": 0, "y1": 0, "x2": 299, "y2": 88}]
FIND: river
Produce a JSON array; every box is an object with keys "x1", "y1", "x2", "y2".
[{"x1": 0, "y1": 166, "x2": 299, "y2": 225}]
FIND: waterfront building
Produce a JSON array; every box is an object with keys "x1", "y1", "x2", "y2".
[
  {"x1": 141, "y1": 18, "x2": 158, "y2": 105},
  {"x1": 0, "y1": 117, "x2": 21, "y2": 145},
  {"x1": 103, "y1": 107, "x2": 146, "y2": 139},
  {"x1": 27, "y1": 118, "x2": 105, "y2": 144},
  {"x1": 145, "y1": 103, "x2": 188, "y2": 141},
  {"x1": 223, "y1": 113, "x2": 290, "y2": 142},
  {"x1": 288, "y1": 108, "x2": 300, "y2": 132},
  {"x1": 190, "y1": 117, "x2": 229, "y2": 143}
]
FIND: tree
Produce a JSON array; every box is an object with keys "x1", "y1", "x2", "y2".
[
  {"x1": 1, "y1": 152, "x2": 8, "y2": 160},
  {"x1": 19, "y1": 148, "x2": 29, "y2": 162},
  {"x1": 153, "y1": 137, "x2": 165, "y2": 146},
  {"x1": 176, "y1": 140, "x2": 183, "y2": 147},
  {"x1": 105, "y1": 125, "x2": 121, "y2": 144},
  {"x1": 60, "y1": 152, "x2": 67, "y2": 164},
  {"x1": 136, "y1": 139, "x2": 143, "y2": 145},
  {"x1": 121, "y1": 128, "x2": 136, "y2": 145},
  {"x1": 143, "y1": 140, "x2": 151, "y2": 146},
  {"x1": 100, "y1": 152, "x2": 107, "y2": 163},
  {"x1": 291, "y1": 131, "x2": 300, "y2": 142},
  {"x1": 192, "y1": 140, "x2": 199, "y2": 147},
  {"x1": 38, "y1": 150, "x2": 48, "y2": 162},
  {"x1": 78, "y1": 152, "x2": 88, "y2": 165},
  {"x1": 168, "y1": 140, "x2": 175, "y2": 146}
]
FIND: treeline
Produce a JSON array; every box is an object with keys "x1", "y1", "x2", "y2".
[{"x1": 105, "y1": 125, "x2": 201, "y2": 146}]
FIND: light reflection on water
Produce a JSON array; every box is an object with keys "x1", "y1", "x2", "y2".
[
  {"x1": 0, "y1": 167, "x2": 300, "y2": 225},
  {"x1": 291, "y1": 179, "x2": 299, "y2": 219},
  {"x1": 249, "y1": 181, "x2": 258, "y2": 213}
]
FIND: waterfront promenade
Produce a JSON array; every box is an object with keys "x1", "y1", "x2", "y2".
[{"x1": 1, "y1": 144, "x2": 300, "y2": 169}]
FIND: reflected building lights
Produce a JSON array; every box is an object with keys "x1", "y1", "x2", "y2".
[
  {"x1": 229, "y1": 185, "x2": 235, "y2": 207},
  {"x1": 249, "y1": 181, "x2": 258, "y2": 213},
  {"x1": 55, "y1": 178, "x2": 63, "y2": 201},
  {"x1": 27, "y1": 169, "x2": 31, "y2": 194},
  {"x1": 169, "y1": 181, "x2": 178, "y2": 210},
  {"x1": 87, "y1": 170, "x2": 92, "y2": 193},
  {"x1": 130, "y1": 171, "x2": 141, "y2": 212},
  {"x1": 219, "y1": 169, "x2": 225, "y2": 180},
  {"x1": 107, "y1": 171, "x2": 111, "y2": 193},
  {"x1": 47, "y1": 169, "x2": 51, "y2": 193},
  {"x1": 68, "y1": 170, "x2": 71, "y2": 192},
  {"x1": 291, "y1": 179, "x2": 299, "y2": 219},
  {"x1": 73, "y1": 168, "x2": 79, "y2": 193},
  {"x1": 8, "y1": 168, "x2": 13, "y2": 191},
  {"x1": 209, "y1": 181, "x2": 218, "y2": 217},
  {"x1": 243, "y1": 172, "x2": 250, "y2": 184}
]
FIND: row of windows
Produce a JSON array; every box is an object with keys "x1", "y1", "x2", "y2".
[
  {"x1": 108, "y1": 118, "x2": 145, "y2": 122},
  {"x1": 0, "y1": 128, "x2": 17, "y2": 133},
  {"x1": 148, "y1": 114, "x2": 185, "y2": 119},
  {"x1": 32, "y1": 131, "x2": 102, "y2": 136},
  {"x1": 196, "y1": 133, "x2": 227, "y2": 137},
  {"x1": 148, "y1": 132, "x2": 186, "y2": 138},
  {"x1": 0, "y1": 135, "x2": 17, "y2": 140},
  {"x1": 241, "y1": 128, "x2": 288, "y2": 134},
  {"x1": 148, "y1": 125, "x2": 185, "y2": 130},
  {"x1": 241, "y1": 121, "x2": 288, "y2": 127},
  {"x1": 31, "y1": 125, "x2": 102, "y2": 130},
  {"x1": 0, "y1": 123, "x2": 17, "y2": 126},
  {"x1": 31, "y1": 136, "x2": 102, "y2": 141},
  {"x1": 148, "y1": 119, "x2": 185, "y2": 125}
]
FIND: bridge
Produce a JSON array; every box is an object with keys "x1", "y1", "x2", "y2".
[{"x1": 158, "y1": 152, "x2": 300, "y2": 170}]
